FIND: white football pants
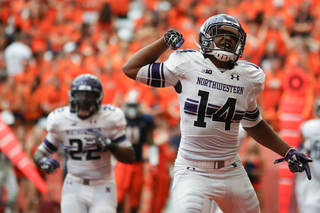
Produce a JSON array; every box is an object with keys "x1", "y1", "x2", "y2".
[
  {"x1": 61, "y1": 173, "x2": 117, "y2": 213},
  {"x1": 172, "y1": 154, "x2": 260, "y2": 213}
]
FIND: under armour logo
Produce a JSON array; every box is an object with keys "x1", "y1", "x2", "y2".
[{"x1": 231, "y1": 75, "x2": 240, "y2": 81}]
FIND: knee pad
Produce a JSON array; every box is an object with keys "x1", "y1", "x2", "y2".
[
  {"x1": 184, "y1": 189, "x2": 204, "y2": 213},
  {"x1": 232, "y1": 175, "x2": 260, "y2": 213}
]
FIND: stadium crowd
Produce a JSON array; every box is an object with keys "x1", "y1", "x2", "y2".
[{"x1": 0, "y1": 0, "x2": 320, "y2": 212}]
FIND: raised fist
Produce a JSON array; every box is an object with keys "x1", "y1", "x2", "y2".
[{"x1": 164, "y1": 30, "x2": 185, "y2": 50}]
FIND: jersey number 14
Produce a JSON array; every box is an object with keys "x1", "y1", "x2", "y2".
[{"x1": 194, "y1": 90, "x2": 236, "y2": 130}]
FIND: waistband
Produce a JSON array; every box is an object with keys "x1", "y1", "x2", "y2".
[
  {"x1": 66, "y1": 173, "x2": 110, "y2": 186},
  {"x1": 176, "y1": 153, "x2": 239, "y2": 169}
]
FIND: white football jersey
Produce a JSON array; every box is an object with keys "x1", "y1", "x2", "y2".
[
  {"x1": 38, "y1": 105, "x2": 131, "y2": 180},
  {"x1": 136, "y1": 49, "x2": 264, "y2": 160},
  {"x1": 301, "y1": 119, "x2": 320, "y2": 180}
]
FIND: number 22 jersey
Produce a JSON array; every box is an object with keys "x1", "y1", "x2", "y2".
[
  {"x1": 38, "y1": 105, "x2": 131, "y2": 180},
  {"x1": 136, "y1": 49, "x2": 265, "y2": 161}
]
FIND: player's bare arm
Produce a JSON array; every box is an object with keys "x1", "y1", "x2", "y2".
[
  {"x1": 244, "y1": 119, "x2": 312, "y2": 179},
  {"x1": 122, "y1": 30, "x2": 184, "y2": 80},
  {"x1": 243, "y1": 119, "x2": 291, "y2": 157},
  {"x1": 33, "y1": 149, "x2": 46, "y2": 164},
  {"x1": 112, "y1": 145, "x2": 135, "y2": 164},
  {"x1": 122, "y1": 38, "x2": 169, "y2": 80}
]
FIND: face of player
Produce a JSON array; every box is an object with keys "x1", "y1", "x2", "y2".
[
  {"x1": 73, "y1": 92, "x2": 98, "y2": 119},
  {"x1": 212, "y1": 30, "x2": 238, "y2": 53},
  {"x1": 77, "y1": 105, "x2": 93, "y2": 119}
]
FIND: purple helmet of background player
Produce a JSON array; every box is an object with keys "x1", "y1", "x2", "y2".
[
  {"x1": 198, "y1": 14, "x2": 246, "y2": 63},
  {"x1": 68, "y1": 74, "x2": 104, "y2": 119}
]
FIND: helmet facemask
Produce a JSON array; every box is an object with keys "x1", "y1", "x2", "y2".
[
  {"x1": 124, "y1": 103, "x2": 141, "y2": 120},
  {"x1": 69, "y1": 90, "x2": 103, "y2": 119},
  {"x1": 199, "y1": 22, "x2": 246, "y2": 63}
]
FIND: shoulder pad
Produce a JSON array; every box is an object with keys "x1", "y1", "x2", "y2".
[
  {"x1": 47, "y1": 107, "x2": 69, "y2": 132},
  {"x1": 99, "y1": 105, "x2": 126, "y2": 127},
  {"x1": 165, "y1": 49, "x2": 203, "y2": 71},
  {"x1": 236, "y1": 60, "x2": 265, "y2": 87}
]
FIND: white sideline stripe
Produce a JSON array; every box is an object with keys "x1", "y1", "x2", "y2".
[
  {"x1": 17, "y1": 157, "x2": 29, "y2": 169},
  {"x1": 0, "y1": 133, "x2": 15, "y2": 148},
  {"x1": 0, "y1": 123, "x2": 6, "y2": 131},
  {"x1": 7, "y1": 145, "x2": 22, "y2": 158}
]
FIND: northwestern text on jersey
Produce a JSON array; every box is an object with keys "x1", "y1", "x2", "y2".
[{"x1": 196, "y1": 77, "x2": 244, "y2": 95}]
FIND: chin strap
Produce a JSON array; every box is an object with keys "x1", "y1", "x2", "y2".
[
  {"x1": 212, "y1": 42, "x2": 236, "y2": 62},
  {"x1": 196, "y1": 38, "x2": 239, "y2": 63},
  {"x1": 194, "y1": 39, "x2": 201, "y2": 49}
]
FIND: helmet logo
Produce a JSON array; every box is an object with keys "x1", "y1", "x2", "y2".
[{"x1": 78, "y1": 85, "x2": 92, "y2": 90}]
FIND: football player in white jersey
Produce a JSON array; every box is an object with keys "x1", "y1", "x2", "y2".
[
  {"x1": 33, "y1": 74, "x2": 135, "y2": 213},
  {"x1": 296, "y1": 101, "x2": 320, "y2": 213},
  {"x1": 122, "y1": 14, "x2": 312, "y2": 213}
]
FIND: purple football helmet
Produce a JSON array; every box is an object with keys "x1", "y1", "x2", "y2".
[
  {"x1": 68, "y1": 74, "x2": 104, "y2": 118},
  {"x1": 198, "y1": 14, "x2": 246, "y2": 63}
]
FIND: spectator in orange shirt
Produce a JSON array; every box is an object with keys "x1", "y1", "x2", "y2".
[
  {"x1": 0, "y1": 1, "x2": 10, "y2": 24},
  {"x1": 290, "y1": 1, "x2": 315, "y2": 38},
  {"x1": 15, "y1": 51, "x2": 46, "y2": 87},
  {"x1": 262, "y1": 15, "x2": 288, "y2": 57},
  {"x1": 21, "y1": 76, "x2": 44, "y2": 129},
  {"x1": 241, "y1": 15, "x2": 267, "y2": 65},
  {"x1": 98, "y1": 60, "x2": 124, "y2": 107},
  {"x1": 260, "y1": 39, "x2": 282, "y2": 74},
  {"x1": 48, "y1": 12, "x2": 71, "y2": 54},
  {"x1": 0, "y1": 76, "x2": 24, "y2": 129},
  {"x1": 40, "y1": 76, "x2": 69, "y2": 116},
  {"x1": 63, "y1": 1, "x2": 83, "y2": 26},
  {"x1": 260, "y1": 57, "x2": 284, "y2": 131},
  {"x1": 91, "y1": 3, "x2": 114, "y2": 45},
  {"x1": 238, "y1": 0, "x2": 264, "y2": 21}
]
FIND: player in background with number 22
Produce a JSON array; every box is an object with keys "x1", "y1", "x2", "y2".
[
  {"x1": 33, "y1": 74, "x2": 135, "y2": 213},
  {"x1": 122, "y1": 14, "x2": 312, "y2": 213}
]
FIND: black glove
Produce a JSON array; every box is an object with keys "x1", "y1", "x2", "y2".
[
  {"x1": 85, "y1": 129, "x2": 118, "y2": 153},
  {"x1": 164, "y1": 30, "x2": 185, "y2": 50},
  {"x1": 38, "y1": 157, "x2": 60, "y2": 174},
  {"x1": 274, "y1": 148, "x2": 312, "y2": 180}
]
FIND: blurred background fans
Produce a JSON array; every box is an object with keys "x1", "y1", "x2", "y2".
[{"x1": 1, "y1": 0, "x2": 320, "y2": 213}]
